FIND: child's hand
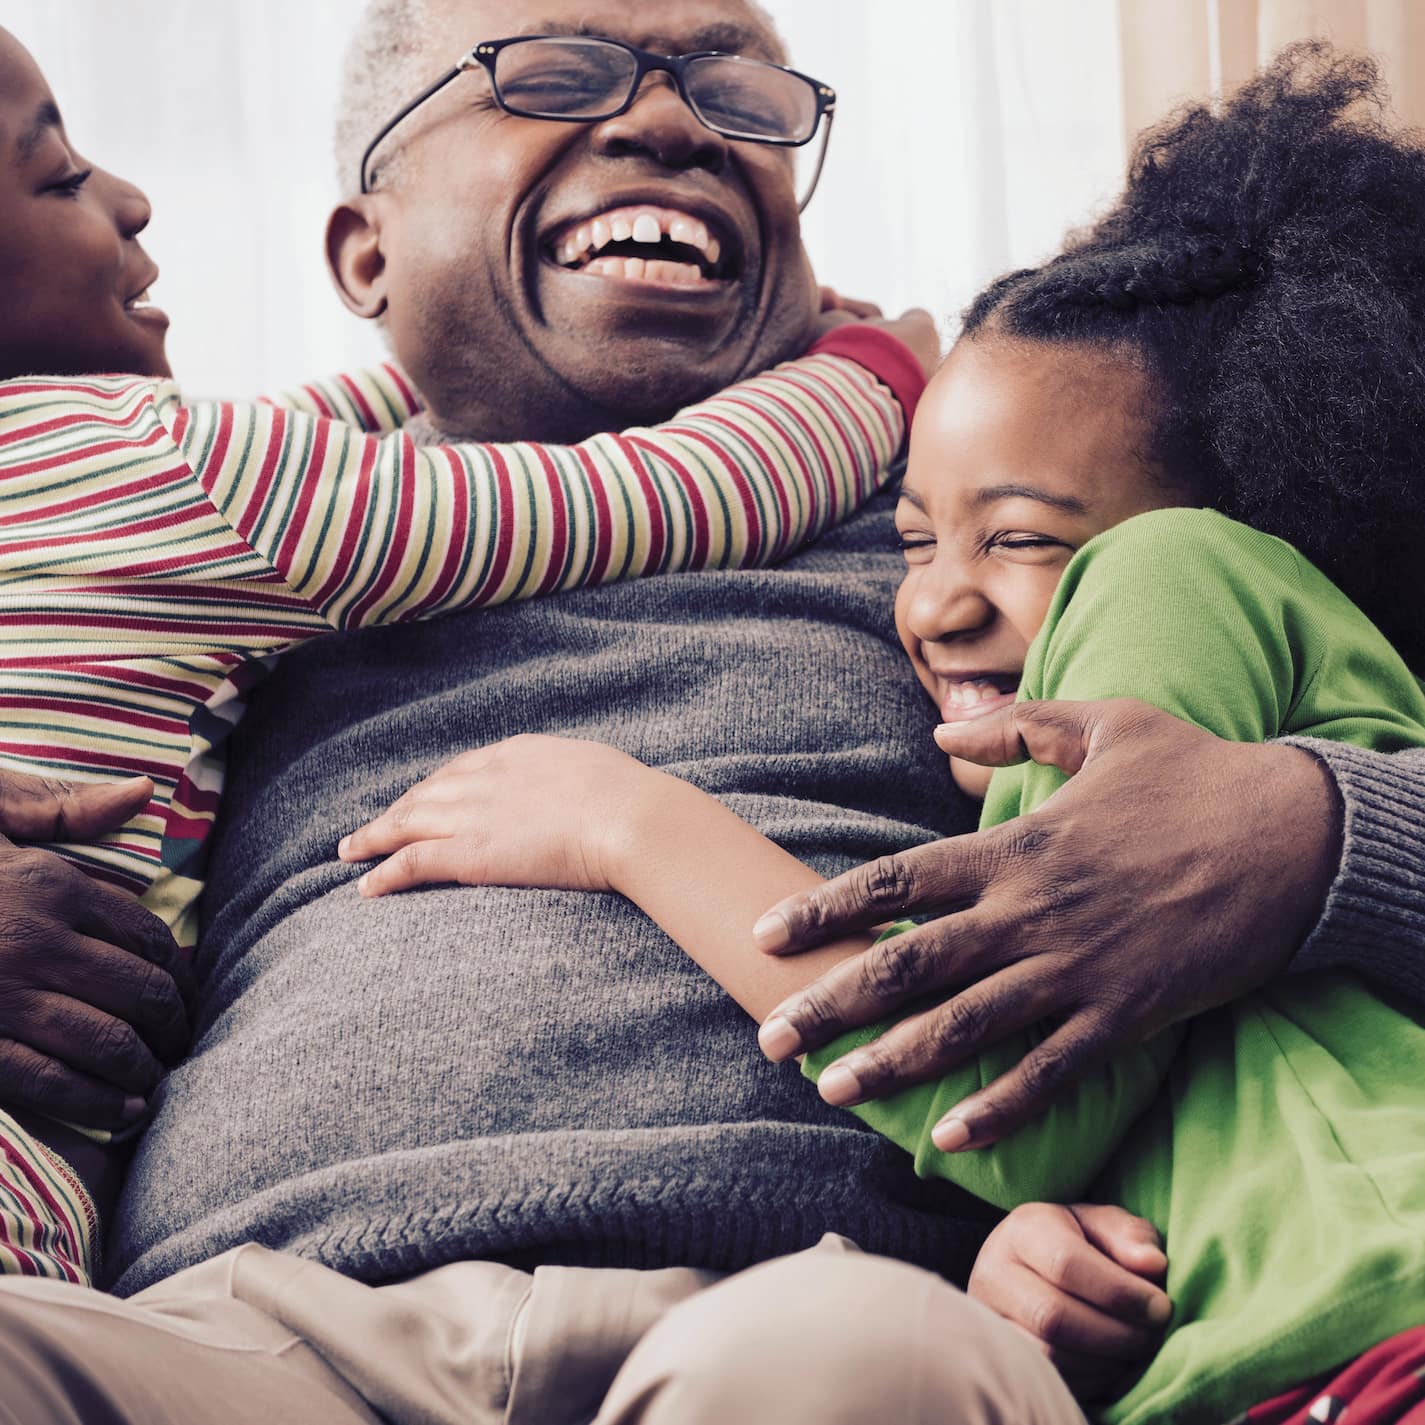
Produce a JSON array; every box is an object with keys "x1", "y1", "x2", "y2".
[
  {"x1": 338, "y1": 735, "x2": 660, "y2": 898},
  {"x1": 967, "y1": 1202, "x2": 1171, "y2": 1402}
]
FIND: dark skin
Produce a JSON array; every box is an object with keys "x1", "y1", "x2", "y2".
[
  {"x1": 326, "y1": 0, "x2": 821, "y2": 442},
  {"x1": 755, "y1": 697, "x2": 1340, "y2": 1148},
  {"x1": 0, "y1": 31, "x2": 189, "y2": 1159},
  {"x1": 0, "y1": 31, "x2": 170, "y2": 381}
]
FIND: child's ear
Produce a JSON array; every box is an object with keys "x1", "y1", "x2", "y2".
[{"x1": 326, "y1": 197, "x2": 388, "y2": 320}]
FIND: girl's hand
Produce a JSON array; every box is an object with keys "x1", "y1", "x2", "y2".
[
  {"x1": 338, "y1": 735, "x2": 660, "y2": 898},
  {"x1": 967, "y1": 1202, "x2": 1172, "y2": 1402}
]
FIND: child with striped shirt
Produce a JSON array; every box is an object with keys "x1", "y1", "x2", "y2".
[{"x1": 0, "y1": 25, "x2": 925, "y2": 1287}]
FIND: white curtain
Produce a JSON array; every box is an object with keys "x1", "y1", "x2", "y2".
[{"x1": 5, "y1": 0, "x2": 1128, "y2": 397}]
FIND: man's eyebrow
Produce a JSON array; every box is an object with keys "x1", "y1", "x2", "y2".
[
  {"x1": 972, "y1": 483, "x2": 1090, "y2": 515},
  {"x1": 897, "y1": 487, "x2": 927, "y2": 512},
  {"x1": 16, "y1": 100, "x2": 62, "y2": 163},
  {"x1": 511, "y1": 19, "x2": 778, "y2": 59}
]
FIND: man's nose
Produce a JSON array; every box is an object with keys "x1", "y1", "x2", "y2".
[{"x1": 591, "y1": 73, "x2": 728, "y2": 173}]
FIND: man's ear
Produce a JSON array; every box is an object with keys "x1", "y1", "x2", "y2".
[{"x1": 326, "y1": 197, "x2": 389, "y2": 319}]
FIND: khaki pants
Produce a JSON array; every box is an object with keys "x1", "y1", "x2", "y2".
[{"x1": 0, "y1": 1235, "x2": 1086, "y2": 1424}]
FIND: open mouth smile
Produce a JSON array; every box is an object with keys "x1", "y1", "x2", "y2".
[
  {"x1": 544, "y1": 204, "x2": 736, "y2": 288},
  {"x1": 123, "y1": 269, "x2": 168, "y2": 325},
  {"x1": 936, "y1": 674, "x2": 1021, "y2": 722}
]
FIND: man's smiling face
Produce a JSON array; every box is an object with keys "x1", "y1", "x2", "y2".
[{"x1": 330, "y1": 0, "x2": 821, "y2": 441}]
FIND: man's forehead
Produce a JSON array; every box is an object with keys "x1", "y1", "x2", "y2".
[{"x1": 426, "y1": 0, "x2": 784, "y2": 62}]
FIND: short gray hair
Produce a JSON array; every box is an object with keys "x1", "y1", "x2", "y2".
[
  {"x1": 334, "y1": 0, "x2": 793, "y2": 197},
  {"x1": 334, "y1": 0, "x2": 435, "y2": 198}
]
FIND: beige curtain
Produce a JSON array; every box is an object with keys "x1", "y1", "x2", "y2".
[{"x1": 1118, "y1": 0, "x2": 1425, "y2": 141}]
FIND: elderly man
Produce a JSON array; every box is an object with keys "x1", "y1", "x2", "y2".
[{"x1": 2, "y1": 1, "x2": 1424, "y2": 1422}]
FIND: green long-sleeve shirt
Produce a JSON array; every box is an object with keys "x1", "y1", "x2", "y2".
[{"x1": 806, "y1": 507, "x2": 1425, "y2": 1425}]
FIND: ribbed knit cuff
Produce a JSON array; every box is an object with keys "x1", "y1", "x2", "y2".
[
  {"x1": 808, "y1": 327, "x2": 927, "y2": 428},
  {"x1": 1279, "y1": 737, "x2": 1425, "y2": 1004}
]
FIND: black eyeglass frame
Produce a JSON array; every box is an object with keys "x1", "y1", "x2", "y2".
[{"x1": 359, "y1": 35, "x2": 838, "y2": 211}]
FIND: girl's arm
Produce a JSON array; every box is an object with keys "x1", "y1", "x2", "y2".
[{"x1": 343, "y1": 508, "x2": 1425, "y2": 1213}]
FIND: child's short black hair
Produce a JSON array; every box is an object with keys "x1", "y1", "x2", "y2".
[{"x1": 963, "y1": 41, "x2": 1425, "y2": 670}]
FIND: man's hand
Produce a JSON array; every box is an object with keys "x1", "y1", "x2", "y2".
[
  {"x1": 0, "y1": 773, "x2": 191, "y2": 1130},
  {"x1": 752, "y1": 699, "x2": 1340, "y2": 1148},
  {"x1": 968, "y1": 1202, "x2": 1171, "y2": 1401}
]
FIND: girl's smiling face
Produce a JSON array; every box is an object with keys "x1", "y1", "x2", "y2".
[
  {"x1": 895, "y1": 335, "x2": 1183, "y2": 796},
  {"x1": 0, "y1": 28, "x2": 169, "y2": 380}
]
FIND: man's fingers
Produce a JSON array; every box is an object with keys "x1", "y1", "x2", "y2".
[
  {"x1": 73, "y1": 880, "x2": 193, "y2": 1016},
  {"x1": 0, "y1": 772, "x2": 153, "y2": 842},
  {"x1": 931, "y1": 1013, "x2": 1113, "y2": 1150},
  {"x1": 0, "y1": 1038, "x2": 147, "y2": 1130},
  {"x1": 753, "y1": 832, "x2": 1004, "y2": 956},
  {"x1": 34, "y1": 932, "x2": 190, "y2": 1065},
  {"x1": 811, "y1": 960, "x2": 1061, "y2": 1104},
  {"x1": 0, "y1": 989, "x2": 165, "y2": 1096}
]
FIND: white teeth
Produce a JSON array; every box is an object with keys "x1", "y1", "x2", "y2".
[
  {"x1": 624, "y1": 256, "x2": 646, "y2": 280},
  {"x1": 945, "y1": 679, "x2": 1010, "y2": 709},
  {"x1": 552, "y1": 205, "x2": 725, "y2": 275}
]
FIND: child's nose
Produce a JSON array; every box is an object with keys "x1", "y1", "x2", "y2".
[
  {"x1": 907, "y1": 574, "x2": 994, "y2": 642},
  {"x1": 106, "y1": 172, "x2": 153, "y2": 240}
]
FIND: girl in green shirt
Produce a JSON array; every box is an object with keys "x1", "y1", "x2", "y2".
[{"x1": 341, "y1": 41, "x2": 1425, "y2": 1425}]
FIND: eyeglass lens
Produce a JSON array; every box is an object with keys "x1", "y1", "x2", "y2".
[{"x1": 493, "y1": 38, "x2": 819, "y2": 143}]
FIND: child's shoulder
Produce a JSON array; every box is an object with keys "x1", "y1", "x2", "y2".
[{"x1": 0, "y1": 373, "x2": 180, "y2": 438}]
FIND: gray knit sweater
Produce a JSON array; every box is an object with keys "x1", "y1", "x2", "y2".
[
  {"x1": 108, "y1": 493, "x2": 1425, "y2": 1294},
  {"x1": 110, "y1": 490, "x2": 998, "y2": 1293}
]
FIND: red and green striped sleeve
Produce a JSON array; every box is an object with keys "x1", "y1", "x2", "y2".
[{"x1": 177, "y1": 344, "x2": 914, "y2": 630}]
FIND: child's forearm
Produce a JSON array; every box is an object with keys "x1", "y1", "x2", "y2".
[{"x1": 612, "y1": 773, "x2": 876, "y2": 1021}]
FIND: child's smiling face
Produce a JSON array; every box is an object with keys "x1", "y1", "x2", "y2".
[
  {"x1": 0, "y1": 28, "x2": 169, "y2": 380},
  {"x1": 895, "y1": 335, "x2": 1183, "y2": 796}
]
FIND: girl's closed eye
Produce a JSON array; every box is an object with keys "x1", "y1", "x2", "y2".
[{"x1": 984, "y1": 531, "x2": 1074, "y2": 558}]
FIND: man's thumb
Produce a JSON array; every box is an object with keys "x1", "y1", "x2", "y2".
[
  {"x1": 933, "y1": 699, "x2": 1107, "y2": 775},
  {"x1": 0, "y1": 772, "x2": 153, "y2": 841}
]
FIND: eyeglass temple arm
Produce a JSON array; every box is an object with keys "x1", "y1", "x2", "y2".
[
  {"x1": 359, "y1": 55, "x2": 478, "y2": 195},
  {"x1": 798, "y1": 106, "x2": 835, "y2": 214}
]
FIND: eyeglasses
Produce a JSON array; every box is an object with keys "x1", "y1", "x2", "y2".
[{"x1": 360, "y1": 35, "x2": 837, "y2": 211}]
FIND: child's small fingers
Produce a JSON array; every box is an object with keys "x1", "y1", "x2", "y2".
[
  {"x1": 978, "y1": 1262, "x2": 1162, "y2": 1360},
  {"x1": 357, "y1": 839, "x2": 474, "y2": 898},
  {"x1": 1071, "y1": 1204, "x2": 1168, "y2": 1279},
  {"x1": 1022, "y1": 1229, "x2": 1172, "y2": 1329}
]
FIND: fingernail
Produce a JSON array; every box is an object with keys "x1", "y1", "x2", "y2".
[
  {"x1": 356, "y1": 873, "x2": 371, "y2": 897},
  {"x1": 758, "y1": 1015, "x2": 802, "y2": 1061},
  {"x1": 932, "y1": 1116, "x2": 972, "y2": 1152},
  {"x1": 121, "y1": 1095, "x2": 147, "y2": 1123},
  {"x1": 752, "y1": 911, "x2": 790, "y2": 953},
  {"x1": 818, "y1": 1062, "x2": 863, "y2": 1106},
  {"x1": 1146, "y1": 1294, "x2": 1173, "y2": 1328}
]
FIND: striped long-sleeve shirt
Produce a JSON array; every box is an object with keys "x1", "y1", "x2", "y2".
[
  {"x1": 0, "y1": 329, "x2": 918, "y2": 1284},
  {"x1": 0, "y1": 334, "x2": 914, "y2": 950}
]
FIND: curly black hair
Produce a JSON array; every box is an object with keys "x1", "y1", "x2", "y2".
[{"x1": 962, "y1": 41, "x2": 1425, "y2": 671}]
